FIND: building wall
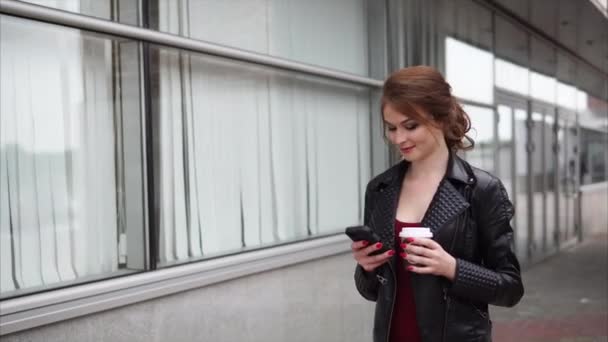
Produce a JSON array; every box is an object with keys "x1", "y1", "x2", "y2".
[{"x1": 2, "y1": 253, "x2": 374, "y2": 342}]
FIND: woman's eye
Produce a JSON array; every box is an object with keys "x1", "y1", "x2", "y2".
[
  {"x1": 404, "y1": 124, "x2": 419, "y2": 131},
  {"x1": 386, "y1": 126, "x2": 396, "y2": 132}
]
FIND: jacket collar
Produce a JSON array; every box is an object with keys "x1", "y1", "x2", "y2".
[
  {"x1": 373, "y1": 152, "x2": 475, "y2": 191},
  {"x1": 368, "y1": 152, "x2": 473, "y2": 252}
]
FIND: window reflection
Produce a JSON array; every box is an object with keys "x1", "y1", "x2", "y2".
[
  {"x1": 0, "y1": 15, "x2": 145, "y2": 298},
  {"x1": 495, "y1": 58, "x2": 529, "y2": 96},
  {"x1": 530, "y1": 72, "x2": 557, "y2": 104},
  {"x1": 446, "y1": 37, "x2": 494, "y2": 104},
  {"x1": 463, "y1": 105, "x2": 495, "y2": 173}
]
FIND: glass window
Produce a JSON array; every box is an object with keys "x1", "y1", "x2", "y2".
[
  {"x1": 153, "y1": 0, "x2": 370, "y2": 76},
  {"x1": 495, "y1": 58, "x2": 529, "y2": 96},
  {"x1": 441, "y1": 0, "x2": 493, "y2": 51},
  {"x1": 494, "y1": 15, "x2": 528, "y2": 70},
  {"x1": 0, "y1": 16, "x2": 146, "y2": 298},
  {"x1": 149, "y1": 45, "x2": 372, "y2": 265},
  {"x1": 530, "y1": 71, "x2": 557, "y2": 104},
  {"x1": 557, "y1": 82, "x2": 577, "y2": 110},
  {"x1": 445, "y1": 37, "x2": 494, "y2": 104},
  {"x1": 17, "y1": 0, "x2": 140, "y2": 25},
  {"x1": 580, "y1": 129, "x2": 608, "y2": 184},
  {"x1": 462, "y1": 105, "x2": 495, "y2": 173},
  {"x1": 497, "y1": 105, "x2": 514, "y2": 199},
  {"x1": 577, "y1": 90, "x2": 589, "y2": 114}
]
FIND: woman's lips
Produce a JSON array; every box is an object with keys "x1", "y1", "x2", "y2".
[{"x1": 400, "y1": 145, "x2": 415, "y2": 154}]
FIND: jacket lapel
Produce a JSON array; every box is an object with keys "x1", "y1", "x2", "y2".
[
  {"x1": 420, "y1": 178, "x2": 470, "y2": 237},
  {"x1": 369, "y1": 163, "x2": 406, "y2": 251},
  {"x1": 369, "y1": 155, "x2": 472, "y2": 249}
]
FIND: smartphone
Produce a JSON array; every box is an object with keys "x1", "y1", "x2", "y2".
[{"x1": 345, "y1": 225, "x2": 388, "y2": 256}]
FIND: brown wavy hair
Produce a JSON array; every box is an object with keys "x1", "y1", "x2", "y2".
[{"x1": 381, "y1": 65, "x2": 474, "y2": 151}]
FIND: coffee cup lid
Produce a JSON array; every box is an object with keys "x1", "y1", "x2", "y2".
[{"x1": 399, "y1": 227, "x2": 433, "y2": 238}]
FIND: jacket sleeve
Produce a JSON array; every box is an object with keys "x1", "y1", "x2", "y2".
[
  {"x1": 449, "y1": 177, "x2": 524, "y2": 307},
  {"x1": 353, "y1": 183, "x2": 380, "y2": 302}
]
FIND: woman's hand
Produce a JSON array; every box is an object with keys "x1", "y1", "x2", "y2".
[
  {"x1": 402, "y1": 238, "x2": 457, "y2": 280},
  {"x1": 351, "y1": 241, "x2": 395, "y2": 272}
]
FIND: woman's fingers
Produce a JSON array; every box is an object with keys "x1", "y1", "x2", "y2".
[
  {"x1": 351, "y1": 240, "x2": 370, "y2": 251},
  {"x1": 360, "y1": 250, "x2": 394, "y2": 272},
  {"x1": 404, "y1": 253, "x2": 435, "y2": 267},
  {"x1": 405, "y1": 265, "x2": 435, "y2": 274},
  {"x1": 354, "y1": 242, "x2": 385, "y2": 258},
  {"x1": 405, "y1": 237, "x2": 440, "y2": 250},
  {"x1": 403, "y1": 243, "x2": 434, "y2": 258}
]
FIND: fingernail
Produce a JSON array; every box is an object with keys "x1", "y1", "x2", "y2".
[
  {"x1": 387, "y1": 250, "x2": 395, "y2": 256},
  {"x1": 406, "y1": 238, "x2": 414, "y2": 243},
  {"x1": 407, "y1": 266, "x2": 414, "y2": 271},
  {"x1": 400, "y1": 243, "x2": 406, "y2": 249},
  {"x1": 375, "y1": 242, "x2": 383, "y2": 249},
  {"x1": 400, "y1": 252, "x2": 407, "y2": 258},
  {"x1": 361, "y1": 240, "x2": 369, "y2": 246}
]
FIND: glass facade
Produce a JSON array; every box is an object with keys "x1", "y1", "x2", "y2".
[
  {"x1": 442, "y1": 0, "x2": 607, "y2": 263},
  {"x1": 0, "y1": 15, "x2": 146, "y2": 296},
  {"x1": 0, "y1": 0, "x2": 381, "y2": 297},
  {"x1": 1, "y1": 0, "x2": 607, "y2": 307},
  {"x1": 149, "y1": 45, "x2": 371, "y2": 264}
]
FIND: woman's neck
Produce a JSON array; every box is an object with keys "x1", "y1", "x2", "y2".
[{"x1": 407, "y1": 144, "x2": 450, "y2": 181}]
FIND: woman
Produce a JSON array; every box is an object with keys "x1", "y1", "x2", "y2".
[{"x1": 352, "y1": 66, "x2": 523, "y2": 342}]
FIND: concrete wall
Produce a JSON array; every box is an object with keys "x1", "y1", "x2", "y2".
[
  {"x1": 580, "y1": 182, "x2": 608, "y2": 236},
  {"x1": 2, "y1": 253, "x2": 375, "y2": 342}
]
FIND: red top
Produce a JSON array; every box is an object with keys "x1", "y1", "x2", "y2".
[{"x1": 390, "y1": 220, "x2": 422, "y2": 342}]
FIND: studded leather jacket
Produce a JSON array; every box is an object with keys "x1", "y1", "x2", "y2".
[{"x1": 354, "y1": 155, "x2": 524, "y2": 342}]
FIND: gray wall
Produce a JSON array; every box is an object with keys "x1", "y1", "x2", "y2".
[{"x1": 2, "y1": 253, "x2": 375, "y2": 342}]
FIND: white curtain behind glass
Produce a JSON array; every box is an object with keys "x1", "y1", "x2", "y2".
[
  {"x1": 159, "y1": 0, "x2": 368, "y2": 76},
  {"x1": 155, "y1": 0, "x2": 370, "y2": 264},
  {"x1": 0, "y1": 16, "x2": 117, "y2": 295}
]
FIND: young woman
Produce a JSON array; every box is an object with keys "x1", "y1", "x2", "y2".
[{"x1": 352, "y1": 66, "x2": 523, "y2": 342}]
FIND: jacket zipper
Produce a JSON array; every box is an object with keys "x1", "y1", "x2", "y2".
[
  {"x1": 442, "y1": 184, "x2": 471, "y2": 342},
  {"x1": 441, "y1": 232, "x2": 457, "y2": 342},
  {"x1": 385, "y1": 263, "x2": 397, "y2": 342}
]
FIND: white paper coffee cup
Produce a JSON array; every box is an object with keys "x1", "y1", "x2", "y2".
[
  {"x1": 399, "y1": 227, "x2": 433, "y2": 240},
  {"x1": 399, "y1": 227, "x2": 433, "y2": 269}
]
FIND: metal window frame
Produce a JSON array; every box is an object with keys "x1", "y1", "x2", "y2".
[
  {"x1": 0, "y1": 235, "x2": 351, "y2": 335},
  {"x1": 0, "y1": 0, "x2": 383, "y2": 88}
]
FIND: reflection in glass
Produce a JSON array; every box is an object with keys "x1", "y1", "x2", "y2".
[
  {"x1": 580, "y1": 129, "x2": 608, "y2": 184},
  {"x1": 497, "y1": 105, "x2": 514, "y2": 198},
  {"x1": 0, "y1": 16, "x2": 144, "y2": 297},
  {"x1": 463, "y1": 105, "x2": 494, "y2": 173},
  {"x1": 150, "y1": 45, "x2": 371, "y2": 265},
  {"x1": 557, "y1": 82, "x2": 577, "y2": 110},
  {"x1": 18, "y1": 0, "x2": 140, "y2": 25},
  {"x1": 543, "y1": 112, "x2": 558, "y2": 250},
  {"x1": 155, "y1": 0, "x2": 370, "y2": 76},
  {"x1": 530, "y1": 71, "x2": 556, "y2": 104},
  {"x1": 495, "y1": 58, "x2": 529, "y2": 96},
  {"x1": 497, "y1": 105, "x2": 516, "y2": 252},
  {"x1": 445, "y1": 37, "x2": 494, "y2": 104},
  {"x1": 577, "y1": 90, "x2": 589, "y2": 114},
  {"x1": 557, "y1": 113, "x2": 579, "y2": 244},
  {"x1": 530, "y1": 108, "x2": 545, "y2": 255},
  {"x1": 514, "y1": 108, "x2": 528, "y2": 262}
]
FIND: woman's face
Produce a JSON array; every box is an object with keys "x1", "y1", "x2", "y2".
[{"x1": 383, "y1": 103, "x2": 446, "y2": 162}]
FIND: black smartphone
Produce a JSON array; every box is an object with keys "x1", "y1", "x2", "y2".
[{"x1": 345, "y1": 225, "x2": 388, "y2": 256}]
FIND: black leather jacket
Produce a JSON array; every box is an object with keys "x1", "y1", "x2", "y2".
[{"x1": 354, "y1": 155, "x2": 524, "y2": 342}]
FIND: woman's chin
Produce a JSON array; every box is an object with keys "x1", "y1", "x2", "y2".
[{"x1": 401, "y1": 153, "x2": 417, "y2": 162}]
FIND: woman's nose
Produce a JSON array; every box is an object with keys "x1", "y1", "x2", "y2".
[{"x1": 394, "y1": 129, "x2": 408, "y2": 145}]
